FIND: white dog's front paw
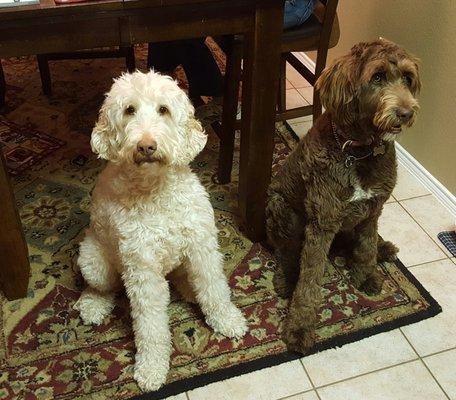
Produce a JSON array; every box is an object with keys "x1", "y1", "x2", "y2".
[
  {"x1": 207, "y1": 304, "x2": 248, "y2": 339},
  {"x1": 73, "y1": 288, "x2": 114, "y2": 326},
  {"x1": 134, "y1": 351, "x2": 169, "y2": 392}
]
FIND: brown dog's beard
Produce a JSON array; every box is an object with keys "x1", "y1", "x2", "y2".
[
  {"x1": 372, "y1": 88, "x2": 419, "y2": 139},
  {"x1": 382, "y1": 132, "x2": 402, "y2": 142}
]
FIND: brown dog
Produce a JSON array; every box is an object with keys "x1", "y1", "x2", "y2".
[{"x1": 266, "y1": 39, "x2": 421, "y2": 353}]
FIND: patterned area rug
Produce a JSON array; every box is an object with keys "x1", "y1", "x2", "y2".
[
  {"x1": 0, "y1": 117, "x2": 64, "y2": 176},
  {"x1": 0, "y1": 45, "x2": 441, "y2": 400}
]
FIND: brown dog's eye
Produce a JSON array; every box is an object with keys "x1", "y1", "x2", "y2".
[
  {"x1": 371, "y1": 72, "x2": 386, "y2": 84},
  {"x1": 158, "y1": 106, "x2": 169, "y2": 115},
  {"x1": 403, "y1": 74, "x2": 413, "y2": 87},
  {"x1": 125, "y1": 105, "x2": 136, "y2": 115}
]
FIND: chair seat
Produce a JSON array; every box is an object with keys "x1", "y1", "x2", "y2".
[
  {"x1": 282, "y1": 14, "x2": 322, "y2": 42},
  {"x1": 230, "y1": 14, "x2": 332, "y2": 53}
]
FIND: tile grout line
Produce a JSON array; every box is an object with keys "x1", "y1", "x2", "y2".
[
  {"x1": 394, "y1": 193, "x2": 432, "y2": 202},
  {"x1": 396, "y1": 199, "x2": 452, "y2": 258},
  {"x1": 285, "y1": 66, "x2": 312, "y2": 90},
  {"x1": 286, "y1": 78, "x2": 294, "y2": 91},
  {"x1": 304, "y1": 358, "x2": 421, "y2": 391},
  {"x1": 285, "y1": 72, "x2": 313, "y2": 90},
  {"x1": 286, "y1": 59, "x2": 313, "y2": 89},
  {"x1": 285, "y1": 89, "x2": 310, "y2": 107},
  {"x1": 181, "y1": 337, "x2": 456, "y2": 400},
  {"x1": 398, "y1": 330, "x2": 451, "y2": 400},
  {"x1": 421, "y1": 345, "x2": 456, "y2": 359},
  {"x1": 407, "y1": 257, "x2": 449, "y2": 269},
  {"x1": 274, "y1": 359, "x2": 322, "y2": 400},
  {"x1": 301, "y1": 360, "x2": 323, "y2": 400},
  {"x1": 278, "y1": 388, "x2": 319, "y2": 400},
  {"x1": 419, "y1": 359, "x2": 451, "y2": 400}
]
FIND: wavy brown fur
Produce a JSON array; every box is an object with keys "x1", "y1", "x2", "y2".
[{"x1": 266, "y1": 39, "x2": 421, "y2": 353}]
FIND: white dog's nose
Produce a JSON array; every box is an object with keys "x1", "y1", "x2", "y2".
[{"x1": 137, "y1": 138, "x2": 157, "y2": 156}]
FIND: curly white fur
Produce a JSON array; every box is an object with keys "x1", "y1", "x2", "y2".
[{"x1": 74, "y1": 71, "x2": 248, "y2": 392}]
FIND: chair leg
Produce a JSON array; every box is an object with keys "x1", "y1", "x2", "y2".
[
  {"x1": 124, "y1": 45, "x2": 136, "y2": 73},
  {"x1": 217, "y1": 40, "x2": 242, "y2": 184},
  {"x1": 312, "y1": 88, "x2": 322, "y2": 122},
  {"x1": 0, "y1": 59, "x2": 5, "y2": 109},
  {"x1": 277, "y1": 56, "x2": 286, "y2": 113},
  {"x1": 36, "y1": 55, "x2": 52, "y2": 96}
]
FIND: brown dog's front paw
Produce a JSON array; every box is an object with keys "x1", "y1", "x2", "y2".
[
  {"x1": 378, "y1": 240, "x2": 399, "y2": 263},
  {"x1": 351, "y1": 270, "x2": 384, "y2": 295},
  {"x1": 360, "y1": 272, "x2": 384, "y2": 295},
  {"x1": 283, "y1": 322, "x2": 316, "y2": 354}
]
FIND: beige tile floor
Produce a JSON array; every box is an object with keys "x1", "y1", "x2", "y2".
[{"x1": 171, "y1": 65, "x2": 456, "y2": 400}]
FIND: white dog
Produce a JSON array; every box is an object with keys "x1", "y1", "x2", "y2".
[{"x1": 74, "y1": 71, "x2": 248, "y2": 391}]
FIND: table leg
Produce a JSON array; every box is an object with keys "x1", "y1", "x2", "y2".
[
  {"x1": 238, "y1": 0, "x2": 284, "y2": 242},
  {"x1": 0, "y1": 151, "x2": 30, "y2": 300}
]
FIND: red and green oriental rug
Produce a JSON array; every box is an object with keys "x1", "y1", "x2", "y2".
[{"x1": 0, "y1": 44, "x2": 441, "y2": 400}]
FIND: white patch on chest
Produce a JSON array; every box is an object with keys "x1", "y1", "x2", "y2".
[{"x1": 349, "y1": 180, "x2": 375, "y2": 202}]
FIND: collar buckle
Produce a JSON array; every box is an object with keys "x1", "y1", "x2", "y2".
[
  {"x1": 345, "y1": 155, "x2": 356, "y2": 168},
  {"x1": 331, "y1": 121, "x2": 385, "y2": 168}
]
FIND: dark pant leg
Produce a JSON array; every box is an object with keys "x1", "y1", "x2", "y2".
[
  {"x1": 180, "y1": 38, "x2": 223, "y2": 98},
  {"x1": 148, "y1": 38, "x2": 223, "y2": 98},
  {"x1": 147, "y1": 41, "x2": 184, "y2": 72}
]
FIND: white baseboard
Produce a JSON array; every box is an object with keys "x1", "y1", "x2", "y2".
[
  {"x1": 395, "y1": 143, "x2": 456, "y2": 218},
  {"x1": 294, "y1": 51, "x2": 316, "y2": 73},
  {"x1": 295, "y1": 52, "x2": 456, "y2": 218}
]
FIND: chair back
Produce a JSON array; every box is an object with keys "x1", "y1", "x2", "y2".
[{"x1": 314, "y1": 0, "x2": 339, "y2": 76}]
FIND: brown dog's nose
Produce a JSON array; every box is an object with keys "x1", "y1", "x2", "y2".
[
  {"x1": 396, "y1": 107, "x2": 413, "y2": 122},
  {"x1": 137, "y1": 138, "x2": 157, "y2": 155}
]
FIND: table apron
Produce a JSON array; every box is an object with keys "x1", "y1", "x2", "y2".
[{"x1": 0, "y1": 3, "x2": 255, "y2": 57}]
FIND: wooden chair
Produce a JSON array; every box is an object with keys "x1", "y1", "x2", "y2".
[
  {"x1": 216, "y1": 0, "x2": 340, "y2": 184},
  {"x1": 0, "y1": 47, "x2": 135, "y2": 103},
  {"x1": 36, "y1": 46, "x2": 136, "y2": 96}
]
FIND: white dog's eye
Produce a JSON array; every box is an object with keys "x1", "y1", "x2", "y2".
[
  {"x1": 125, "y1": 105, "x2": 136, "y2": 116},
  {"x1": 158, "y1": 106, "x2": 169, "y2": 116}
]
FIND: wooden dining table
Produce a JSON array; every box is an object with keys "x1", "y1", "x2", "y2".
[{"x1": 0, "y1": 0, "x2": 284, "y2": 300}]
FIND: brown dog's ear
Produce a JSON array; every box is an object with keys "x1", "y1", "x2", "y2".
[
  {"x1": 410, "y1": 56, "x2": 422, "y2": 95},
  {"x1": 315, "y1": 54, "x2": 356, "y2": 127}
]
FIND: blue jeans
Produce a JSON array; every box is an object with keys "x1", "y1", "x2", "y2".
[{"x1": 284, "y1": 0, "x2": 316, "y2": 29}]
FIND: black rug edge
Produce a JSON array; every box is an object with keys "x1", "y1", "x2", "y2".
[{"x1": 132, "y1": 123, "x2": 443, "y2": 400}]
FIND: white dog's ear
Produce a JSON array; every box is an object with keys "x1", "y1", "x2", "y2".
[
  {"x1": 176, "y1": 99, "x2": 207, "y2": 165},
  {"x1": 181, "y1": 113, "x2": 207, "y2": 164},
  {"x1": 90, "y1": 104, "x2": 116, "y2": 161}
]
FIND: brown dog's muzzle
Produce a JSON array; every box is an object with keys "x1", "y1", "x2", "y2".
[{"x1": 396, "y1": 107, "x2": 414, "y2": 123}]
